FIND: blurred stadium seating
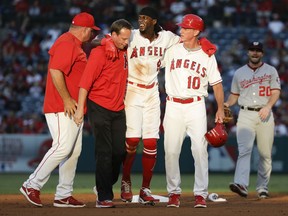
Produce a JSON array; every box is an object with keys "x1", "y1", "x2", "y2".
[{"x1": 0, "y1": 0, "x2": 287, "y2": 135}]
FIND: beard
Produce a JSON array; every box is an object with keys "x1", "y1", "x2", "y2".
[{"x1": 249, "y1": 56, "x2": 261, "y2": 65}]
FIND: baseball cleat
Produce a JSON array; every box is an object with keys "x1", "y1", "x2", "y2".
[
  {"x1": 258, "y1": 191, "x2": 269, "y2": 199},
  {"x1": 229, "y1": 183, "x2": 248, "y2": 197},
  {"x1": 138, "y1": 187, "x2": 159, "y2": 205},
  {"x1": 96, "y1": 200, "x2": 115, "y2": 208},
  {"x1": 20, "y1": 186, "x2": 43, "y2": 207},
  {"x1": 53, "y1": 196, "x2": 85, "y2": 208},
  {"x1": 167, "y1": 193, "x2": 180, "y2": 208},
  {"x1": 194, "y1": 195, "x2": 207, "y2": 208},
  {"x1": 121, "y1": 180, "x2": 133, "y2": 202}
]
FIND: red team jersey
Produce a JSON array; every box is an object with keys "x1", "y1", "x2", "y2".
[
  {"x1": 43, "y1": 32, "x2": 87, "y2": 113},
  {"x1": 79, "y1": 46, "x2": 128, "y2": 111}
]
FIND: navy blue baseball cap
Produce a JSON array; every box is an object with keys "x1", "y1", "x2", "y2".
[{"x1": 248, "y1": 41, "x2": 263, "y2": 52}]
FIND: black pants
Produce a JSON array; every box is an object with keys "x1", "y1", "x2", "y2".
[{"x1": 87, "y1": 99, "x2": 126, "y2": 201}]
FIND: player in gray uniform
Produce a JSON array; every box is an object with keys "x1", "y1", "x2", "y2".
[{"x1": 224, "y1": 42, "x2": 281, "y2": 199}]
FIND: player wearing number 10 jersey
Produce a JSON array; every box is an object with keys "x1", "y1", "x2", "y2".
[{"x1": 162, "y1": 14, "x2": 225, "y2": 208}]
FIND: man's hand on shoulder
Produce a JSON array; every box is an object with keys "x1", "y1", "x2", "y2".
[
  {"x1": 91, "y1": 34, "x2": 118, "y2": 61},
  {"x1": 102, "y1": 36, "x2": 118, "y2": 61}
]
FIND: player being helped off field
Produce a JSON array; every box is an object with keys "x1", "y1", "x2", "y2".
[
  {"x1": 225, "y1": 42, "x2": 281, "y2": 199},
  {"x1": 20, "y1": 12, "x2": 100, "y2": 208},
  {"x1": 89, "y1": 6, "x2": 179, "y2": 204},
  {"x1": 162, "y1": 14, "x2": 225, "y2": 208},
  {"x1": 74, "y1": 19, "x2": 132, "y2": 208}
]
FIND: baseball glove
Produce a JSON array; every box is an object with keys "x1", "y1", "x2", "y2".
[{"x1": 223, "y1": 106, "x2": 233, "y2": 124}]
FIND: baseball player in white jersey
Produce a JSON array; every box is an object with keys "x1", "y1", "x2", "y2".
[
  {"x1": 120, "y1": 7, "x2": 181, "y2": 204},
  {"x1": 162, "y1": 14, "x2": 225, "y2": 208},
  {"x1": 225, "y1": 41, "x2": 281, "y2": 199}
]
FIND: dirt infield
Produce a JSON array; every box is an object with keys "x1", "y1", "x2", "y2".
[{"x1": 1, "y1": 192, "x2": 288, "y2": 216}]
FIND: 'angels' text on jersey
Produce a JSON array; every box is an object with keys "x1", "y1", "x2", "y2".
[
  {"x1": 130, "y1": 46, "x2": 166, "y2": 59},
  {"x1": 169, "y1": 58, "x2": 207, "y2": 78}
]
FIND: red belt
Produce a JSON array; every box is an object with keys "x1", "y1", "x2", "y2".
[
  {"x1": 167, "y1": 96, "x2": 201, "y2": 104},
  {"x1": 128, "y1": 81, "x2": 157, "y2": 89}
]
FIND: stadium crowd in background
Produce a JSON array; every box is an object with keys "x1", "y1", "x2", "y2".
[{"x1": 0, "y1": 0, "x2": 288, "y2": 135}]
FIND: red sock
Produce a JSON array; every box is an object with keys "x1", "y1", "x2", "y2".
[
  {"x1": 122, "y1": 138, "x2": 140, "y2": 182},
  {"x1": 142, "y1": 138, "x2": 157, "y2": 188}
]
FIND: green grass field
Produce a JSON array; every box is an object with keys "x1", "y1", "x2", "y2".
[{"x1": 1, "y1": 173, "x2": 287, "y2": 195}]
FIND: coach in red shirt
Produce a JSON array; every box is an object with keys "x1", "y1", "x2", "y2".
[
  {"x1": 74, "y1": 19, "x2": 132, "y2": 208},
  {"x1": 20, "y1": 12, "x2": 100, "y2": 208}
]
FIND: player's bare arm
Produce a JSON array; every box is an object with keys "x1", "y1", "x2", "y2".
[
  {"x1": 259, "y1": 89, "x2": 281, "y2": 121},
  {"x1": 224, "y1": 93, "x2": 239, "y2": 107},
  {"x1": 50, "y1": 68, "x2": 77, "y2": 117},
  {"x1": 73, "y1": 88, "x2": 88, "y2": 126},
  {"x1": 212, "y1": 83, "x2": 225, "y2": 123}
]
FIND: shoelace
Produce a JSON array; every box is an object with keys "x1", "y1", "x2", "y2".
[
  {"x1": 30, "y1": 189, "x2": 36, "y2": 197},
  {"x1": 170, "y1": 194, "x2": 179, "y2": 199},
  {"x1": 123, "y1": 181, "x2": 131, "y2": 193},
  {"x1": 142, "y1": 188, "x2": 152, "y2": 197},
  {"x1": 237, "y1": 184, "x2": 248, "y2": 192},
  {"x1": 28, "y1": 188, "x2": 39, "y2": 197},
  {"x1": 195, "y1": 196, "x2": 204, "y2": 202}
]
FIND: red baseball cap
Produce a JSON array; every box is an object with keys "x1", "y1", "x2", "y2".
[
  {"x1": 72, "y1": 12, "x2": 100, "y2": 31},
  {"x1": 177, "y1": 14, "x2": 204, "y2": 31}
]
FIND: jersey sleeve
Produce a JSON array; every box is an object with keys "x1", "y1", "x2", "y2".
[
  {"x1": 231, "y1": 69, "x2": 240, "y2": 94},
  {"x1": 162, "y1": 45, "x2": 173, "y2": 68},
  {"x1": 129, "y1": 29, "x2": 136, "y2": 43},
  {"x1": 164, "y1": 30, "x2": 181, "y2": 49},
  {"x1": 270, "y1": 66, "x2": 281, "y2": 90},
  {"x1": 49, "y1": 41, "x2": 76, "y2": 75},
  {"x1": 207, "y1": 55, "x2": 222, "y2": 86}
]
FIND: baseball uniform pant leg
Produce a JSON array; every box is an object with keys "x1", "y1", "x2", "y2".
[
  {"x1": 125, "y1": 85, "x2": 160, "y2": 139},
  {"x1": 55, "y1": 113, "x2": 83, "y2": 199},
  {"x1": 163, "y1": 102, "x2": 186, "y2": 195},
  {"x1": 24, "y1": 113, "x2": 82, "y2": 196},
  {"x1": 141, "y1": 87, "x2": 160, "y2": 188},
  {"x1": 142, "y1": 88, "x2": 160, "y2": 139},
  {"x1": 186, "y1": 102, "x2": 208, "y2": 198},
  {"x1": 255, "y1": 114, "x2": 274, "y2": 193},
  {"x1": 125, "y1": 86, "x2": 144, "y2": 138},
  {"x1": 234, "y1": 110, "x2": 256, "y2": 187}
]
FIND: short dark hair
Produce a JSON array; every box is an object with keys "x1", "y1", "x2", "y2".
[{"x1": 110, "y1": 19, "x2": 133, "y2": 35}]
